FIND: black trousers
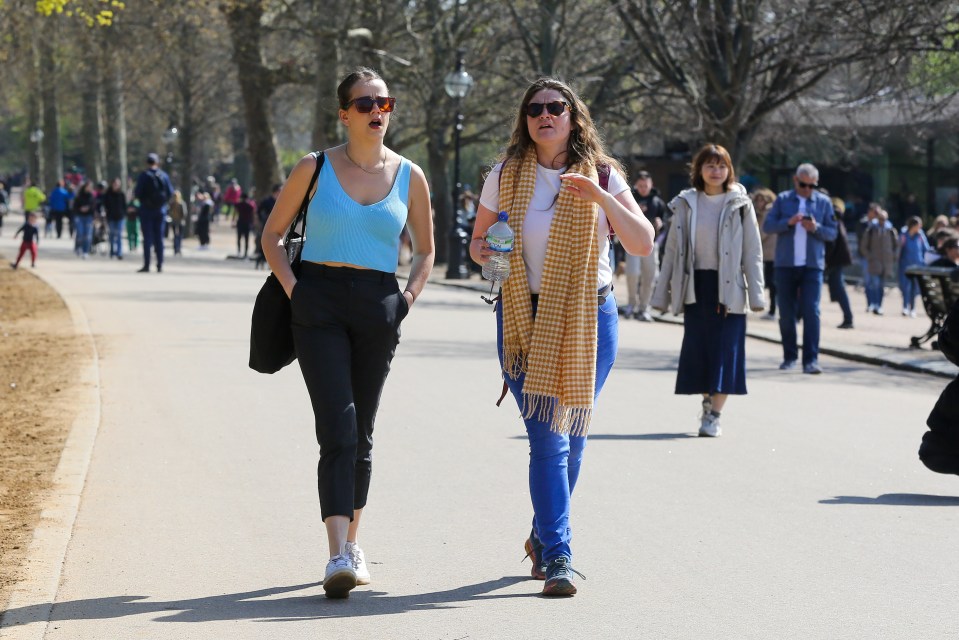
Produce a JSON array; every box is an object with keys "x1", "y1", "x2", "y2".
[{"x1": 291, "y1": 263, "x2": 409, "y2": 520}]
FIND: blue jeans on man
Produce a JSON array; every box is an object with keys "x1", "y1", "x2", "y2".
[
  {"x1": 496, "y1": 293, "x2": 618, "y2": 565},
  {"x1": 865, "y1": 273, "x2": 885, "y2": 311},
  {"x1": 139, "y1": 208, "x2": 166, "y2": 271},
  {"x1": 776, "y1": 266, "x2": 823, "y2": 367}
]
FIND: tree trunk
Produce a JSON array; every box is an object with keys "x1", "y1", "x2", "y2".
[
  {"x1": 103, "y1": 52, "x2": 127, "y2": 184},
  {"x1": 81, "y1": 75, "x2": 104, "y2": 183},
  {"x1": 426, "y1": 123, "x2": 450, "y2": 263},
  {"x1": 222, "y1": 1, "x2": 282, "y2": 196},
  {"x1": 312, "y1": 32, "x2": 341, "y2": 152},
  {"x1": 39, "y1": 18, "x2": 61, "y2": 190}
]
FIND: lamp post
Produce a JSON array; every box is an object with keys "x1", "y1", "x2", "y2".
[
  {"x1": 161, "y1": 125, "x2": 179, "y2": 189},
  {"x1": 443, "y1": 51, "x2": 474, "y2": 280},
  {"x1": 29, "y1": 128, "x2": 44, "y2": 189}
]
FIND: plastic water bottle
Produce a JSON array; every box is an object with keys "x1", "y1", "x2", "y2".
[{"x1": 482, "y1": 211, "x2": 514, "y2": 282}]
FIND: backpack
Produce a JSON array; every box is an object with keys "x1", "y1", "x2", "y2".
[{"x1": 141, "y1": 170, "x2": 168, "y2": 208}]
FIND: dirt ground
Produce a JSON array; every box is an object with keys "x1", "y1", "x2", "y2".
[{"x1": 0, "y1": 256, "x2": 84, "y2": 610}]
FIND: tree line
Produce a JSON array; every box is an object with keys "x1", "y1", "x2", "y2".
[{"x1": 0, "y1": 0, "x2": 956, "y2": 259}]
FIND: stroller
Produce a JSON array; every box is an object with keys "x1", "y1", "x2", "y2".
[{"x1": 91, "y1": 217, "x2": 109, "y2": 256}]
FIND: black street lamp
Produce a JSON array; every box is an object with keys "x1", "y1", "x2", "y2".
[
  {"x1": 161, "y1": 125, "x2": 179, "y2": 189},
  {"x1": 444, "y1": 51, "x2": 474, "y2": 280},
  {"x1": 29, "y1": 128, "x2": 44, "y2": 188}
]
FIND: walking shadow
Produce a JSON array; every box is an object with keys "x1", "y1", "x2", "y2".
[
  {"x1": 819, "y1": 493, "x2": 959, "y2": 506},
  {"x1": 1, "y1": 577, "x2": 531, "y2": 628},
  {"x1": 510, "y1": 432, "x2": 696, "y2": 441}
]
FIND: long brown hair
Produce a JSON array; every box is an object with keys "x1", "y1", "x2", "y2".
[{"x1": 501, "y1": 77, "x2": 622, "y2": 176}]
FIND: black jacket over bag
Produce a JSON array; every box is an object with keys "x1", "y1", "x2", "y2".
[{"x1": 248, "y1": 152, "x2": 324, "y2": 374}]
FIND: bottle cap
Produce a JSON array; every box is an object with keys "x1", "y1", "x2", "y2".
[{"x1": 498, "y1": 210, "x2": 508, "y2": 221}]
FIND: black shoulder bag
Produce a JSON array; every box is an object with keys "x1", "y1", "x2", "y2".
[{"x1": 248, "y1": 151, "x2": 324, "y2": 373}]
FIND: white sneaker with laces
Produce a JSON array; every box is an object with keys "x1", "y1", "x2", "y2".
[
  {"x1": 323, "y1": 554, "x2": 357, "y2": 599},
  {"x1": 345, "y1": 541, "x2": 371, "y2": 585}
]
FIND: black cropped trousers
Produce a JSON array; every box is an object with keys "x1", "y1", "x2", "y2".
[{"x1": 291, "y1": 262, "x2": 409, "y2": 520}]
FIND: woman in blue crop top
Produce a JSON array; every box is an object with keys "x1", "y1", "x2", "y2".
[{"x1": 261, "y1": 67, "x2": 434, "y2": 599}]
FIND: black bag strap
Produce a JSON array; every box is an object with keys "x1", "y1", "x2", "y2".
[{"x1": 284, "y1": 151, "x2": 324, "y2": 260}]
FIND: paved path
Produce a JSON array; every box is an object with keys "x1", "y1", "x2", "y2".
[{"x1": 2, "y1": 228, "x2": 958, "y2": 639}]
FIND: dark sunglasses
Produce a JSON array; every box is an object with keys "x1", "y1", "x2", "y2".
[
  {"x1": 797, "y1": 180, "x2": 817, "y2": 189},
  {"x1": 524, "y1": 101, "x2": 569, "y2": 117},
  {"x1": 344, "y1": 96, "x2": 396, "y2": 114}
]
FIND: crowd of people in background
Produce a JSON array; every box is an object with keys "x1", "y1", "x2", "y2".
[
  {"x1": 614, "y1": 166, "x2": 959, "y2": 335},
  {"x1": 0, "y1": 159, "x2": 286, "y2": 272}
]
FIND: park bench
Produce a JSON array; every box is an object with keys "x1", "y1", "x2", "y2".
[{"x1": 905, "y1": 265, "x2": 959, "y2": 349}]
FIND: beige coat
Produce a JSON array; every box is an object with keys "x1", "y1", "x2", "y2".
[
  {"x1": 861, "y1": 224, "x2": 899, "y2": 276},
  {"x1": 651, "y1": 183, "x2": 765, "y2": 315}
]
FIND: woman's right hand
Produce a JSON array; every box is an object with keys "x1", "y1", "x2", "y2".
[{"x1": 469, "y1": 237, "x2": 493, "y2": 265}]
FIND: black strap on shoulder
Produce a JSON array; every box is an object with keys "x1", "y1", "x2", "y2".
[{"x1": 285, "y1": 151, "x2": 324, "y2": 250}]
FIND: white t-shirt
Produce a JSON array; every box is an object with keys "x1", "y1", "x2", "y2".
[
  {"x1": 479, "y1": 162, "x2": 628, "y2": 293},
  {"x1": 793, "y1": 197, "x2": 808, "y2": 267}
]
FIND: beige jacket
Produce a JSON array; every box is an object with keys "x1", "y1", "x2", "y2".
[{"x1": 651, "y1": 183, "x2": 765, "y2": 315}]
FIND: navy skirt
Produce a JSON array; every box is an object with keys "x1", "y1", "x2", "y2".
[{"x1": 675, "y1": 270, "x2": 747, "y2": 395}]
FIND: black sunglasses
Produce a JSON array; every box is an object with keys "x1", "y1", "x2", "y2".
[
  {"x1": 344, "y1": 96, "x2": 396, "y2": 114},
  {"x1": 797, "y1": 180, "x2": 817, "y2": 189},
  {"x1": 524, "y1": 101, "x2": 570, "y2": 117}
]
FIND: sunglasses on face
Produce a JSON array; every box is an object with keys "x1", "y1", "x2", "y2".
[
  {"x1": 797, "y1": 180, "x2": 817, "y2": 189},
  {"x1": 344, "y1": 96, "x2": 396, "y2": 114},
  {"x1": 524, "y1": 101, "x2": 570, "y2": 117}
]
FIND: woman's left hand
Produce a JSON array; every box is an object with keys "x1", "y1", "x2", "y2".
[{"x1": 559, "y1": 172, "x2": 606, "y2": 205}]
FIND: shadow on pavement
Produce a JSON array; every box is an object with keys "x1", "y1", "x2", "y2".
[
  {"x1": 1, "y1": 577, "x2": 531, "y2": 627},
  {"x1": 819, "y1": 493, "x2": 959, "y2": 506},
  {"x1": 510, "y1": 433, "x2": 697, "y2": 441},
  {"x1": 586, "y1": 433, "x2": 697, "y2": 441}
]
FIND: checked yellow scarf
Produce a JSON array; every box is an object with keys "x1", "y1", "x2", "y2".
[{"x1": 500, "y1": 148, "x2": 600, "y2": 436}]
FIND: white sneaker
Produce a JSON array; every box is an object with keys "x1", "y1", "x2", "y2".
[
  {"x1": 345, "y1": 541, "x2": 371, "y2": 585},
  {"x1": 910, "y1": 309, "x2": 917, "y2": 318},
  {"x1": 699, "y1": 413, "x2": 722, "y2": 437},
  {"x1": 323, "y1": 554, "x2": 357, "y2": 599},
  {"x1": 902, "y1": 308, "x2": 910, "y2": 316}
]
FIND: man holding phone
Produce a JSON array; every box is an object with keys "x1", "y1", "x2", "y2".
[{"x1": 762, "y1": 163, "x2": 838, "y2": 374}]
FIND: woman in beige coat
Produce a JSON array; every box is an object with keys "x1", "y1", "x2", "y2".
[
  {"x1": 651, "y1": 144, "x2": 764, "y2": 437},
  {"x1": 860, "y1": 208, "x2": 899, "y2": 315}
]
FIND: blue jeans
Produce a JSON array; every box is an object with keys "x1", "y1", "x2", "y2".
[
  {"x1": 74, "y1": 215, "x2": 94, "y2": 255},
  {"x1": 775, "y1": 267, "x2": 823, "y2": 366},
  {"x1": 108, "y1": 219, "x2": 124, "y2": 257},
  {"x1": 139, "y1": 209, "x2": 166, "y2": 269},
  {"x1": 496, "y1": 292, "x2": 618, "y2": 564},
  {"x1": 825, "y1": 266, "x2": 853, "y2": 325},
  {"x1": 899, "y1": 270, "x2": 920, "y2": 311},
  {"x1": 865, "y1": 273, "x2": 885, "y2": 309}
]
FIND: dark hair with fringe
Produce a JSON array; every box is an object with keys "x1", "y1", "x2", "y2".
[
  {"x1": 500, "y1": 77, "x2": 622, "y2": 177},
  {"x1": 690, "y1": 144, "x2": 736, "y2": 192},
  {"x1": 337, "y1": 67, "x2": 385, "y2": 110}
]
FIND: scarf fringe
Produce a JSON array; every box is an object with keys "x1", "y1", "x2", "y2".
[{"x1": 522, "y1": 391, "x2": 593, "y2": 436}]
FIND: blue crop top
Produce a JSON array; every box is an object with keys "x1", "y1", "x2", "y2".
[{"x1": 301, "y1": 157, "x2": 411, "y2": 273}]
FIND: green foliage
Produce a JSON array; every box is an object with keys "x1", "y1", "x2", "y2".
[{"x1": 911, "y1": 43, "x2": 959, "y2": 97}]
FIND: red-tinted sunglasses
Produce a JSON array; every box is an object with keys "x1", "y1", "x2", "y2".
[
  {"x1": 524, "y1": 101, "x2": 569, "y2": 117},
  {"x1": 344, "y1": 96, "x2": 396, "y2": 114}
]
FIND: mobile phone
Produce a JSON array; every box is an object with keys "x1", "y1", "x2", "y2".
[{"x1": 802, "y1": 214, "x2": 813, "y2": 220}]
